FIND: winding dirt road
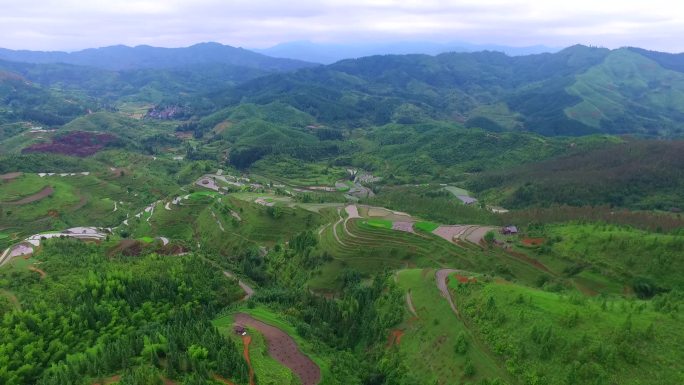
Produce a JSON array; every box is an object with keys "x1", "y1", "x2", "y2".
[
  {"x1": 234, "y1": 313, "x2": 321, "y2": 385},
  {"x1": 436, "y1": 269, "x2": 461, "y2": 317},
  {"x1": 223, "y1": 270, "x2": 254, "y2": 300}
]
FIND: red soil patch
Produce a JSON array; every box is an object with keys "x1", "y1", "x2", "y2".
[
  {"x1": 235, "y1": 313, "x2": 321, "y2": 385},
  {"x1": 22, "y1": 131, "x2": 118, "y2": 157},
  {"x1": 28, "y1": 265, "x2": 47, "y2": 279},
  {"x1": 521, "y1": 238, "x2": 545, "y2": 246},
  {"x1": 242, "y1": 335, "x2": 255, "y2": 385},
  {"x1": 387, "y1": 329, "x2": 404, "y2": 347},
  {"x1": 0, "y1": 172, "x2": 22, "y2": 181},
  {"x1": 2, "y1": 186, "x2": 53, "y2": 205},
  {"x1": 453, "y1": 274, "x2": 477, "y2": 284},
  {"x1": 47, "y1": 209, "x2": 60, "y2": 218}
]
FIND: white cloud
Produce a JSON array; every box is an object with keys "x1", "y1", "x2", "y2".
[{"x1": 0, "y1": 0, "x2": 681, "y2": 51}]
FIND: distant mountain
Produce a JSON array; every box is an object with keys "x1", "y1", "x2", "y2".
[
  {"x1": 0, "y1": 42, "x2": 317, "y2": 71},
  {"x1": 253, "y1": 40, "x2": 559, "y2": 64},
  {"x1": 0, "y1": 70, "x2": 89, "y2": 126},
  {"x1": 215, "y1": 45, "x2": 684, "y2": 137}
]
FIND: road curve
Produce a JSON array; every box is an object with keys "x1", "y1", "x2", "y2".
[
  {"x1": 436, "y1": 269, "x2": 461, "y2": 318},
  {"x1": 223, "y1": 270, "x2": 255, "y2": 300}
]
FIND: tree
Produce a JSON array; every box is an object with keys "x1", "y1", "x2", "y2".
[{"x1": 484, "y1": 230, "x2": 496, "y2": 244}]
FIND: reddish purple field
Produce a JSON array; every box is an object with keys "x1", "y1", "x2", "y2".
[{"x1": 22, "y1": 131, "x2": 118, "y2": 157}]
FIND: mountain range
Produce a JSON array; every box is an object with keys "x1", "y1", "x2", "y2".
[
  {"x1": 253, "y1": 40, "x2": 560, "y2": 64},
  {"x1": 0, "y1": 42, "x2": 315, "y2": 71},
  {"x1": 1, "y1": 42, "x2": 684, "y2": 137}
]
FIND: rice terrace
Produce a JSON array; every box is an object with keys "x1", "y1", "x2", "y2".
[{"x1": 1, "y1": 7, "x2": 684, "y2": 385}]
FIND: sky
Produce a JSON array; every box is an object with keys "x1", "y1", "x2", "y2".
[{"x1": 0, "y1": 0, "x2": 681, "y2": 52}]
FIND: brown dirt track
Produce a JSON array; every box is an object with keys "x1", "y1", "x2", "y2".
[
  {"x1": 2, "y1": 186, "x2": 53, "y2": 205},
  {"x1": 0, "y1": 172, "x2": 22, "y2": 181},
  {"x1": 242, "y1": 335, "x2": 255, "y2": 385},
  {"x1": 234, "y1": 313, "x2": 321, "y2": 385},
  {"x1": 28, "y1": 265, "x2": 47, "y2": 279}
]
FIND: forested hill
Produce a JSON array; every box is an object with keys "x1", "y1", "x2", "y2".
[
  {"x1": 216, "y1": 45, "x2": 684, "y2": 137},
  {"x1": 0, "y1": 42, "x2": 317, "y2": 71}
]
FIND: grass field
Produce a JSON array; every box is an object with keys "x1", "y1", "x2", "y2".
[
  {"x1": 414, "y1": 221, "x2": 440, "y2": 232},
  {"x1": 364, "y1": 218, "x2": 393, "y2": 229},
  {"x1": 458, "y1": 278, "x2": 684, "y2": 385},
  {"x1": 395, "y1": 269, "x2": 512, "y2": 384},
  {"x1": 542, "y1": 223, "x2": 684, "y2": 291},
  {"x1": 443, "y1": 186, "x2": 471, "y2": 197}
]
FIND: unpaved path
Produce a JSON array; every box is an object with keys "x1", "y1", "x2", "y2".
[
  {"x1": 223, "y1": 270, "x2": 254, "y2": 300},
  {"x1": 406, "y1": 290, "x2": 418, "y2": 318},
  {"x1": 332, "y1": 209, "x2": 346, "y2": 246},
  {"x1": 242, "y1": 335, "x2": 255, "y2": 385},
  {"x1": 28, "y1": 265, "x2": 47, "y2": 279},
  {"x1": 436, "y1": 269, "x2": 460, "y2": 317},
  {"x1": 433, "y1": 268, "x2": 517, "y2": 383},
  {"x1": 234, "y1": 313, "x2": 321, "y2": 385},
  {"x1": 2, "y1": 186, "x2": 53, "y2": 205}
]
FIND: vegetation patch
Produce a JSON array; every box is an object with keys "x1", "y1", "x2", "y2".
[
  {"x1": 364, "y1": 218, "x2": 393, "y2": 229},
  {"x1": 414, "y1": 221, "x2": 440, "y2": 232}
]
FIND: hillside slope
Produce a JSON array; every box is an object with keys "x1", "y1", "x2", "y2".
[{"x1": 215, "y1": 46, "x2": 684, "y2": 136}]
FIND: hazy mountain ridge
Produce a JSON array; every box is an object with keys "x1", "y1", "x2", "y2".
[
  {"x1": 254, "y1": 40, "x2": 560, "y2": 64},
  {"x1": 0, "y1": 42, "x2": 317, "y2": 71}
]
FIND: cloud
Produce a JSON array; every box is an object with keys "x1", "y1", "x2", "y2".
[{"x1": 0, "y1": 0, "x2": 681, "y2": 52}]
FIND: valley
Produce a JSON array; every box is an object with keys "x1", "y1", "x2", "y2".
[{"x1": 0, "y1": 41, "x2": 683, "y2": 385}]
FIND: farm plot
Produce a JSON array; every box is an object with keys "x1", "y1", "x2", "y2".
[
  {"x1": 432, "y1": 225, "x2": 500, "y2": 246},
  {"x1": 312, "y1": 216, "x2": 479, "y2": 289}
]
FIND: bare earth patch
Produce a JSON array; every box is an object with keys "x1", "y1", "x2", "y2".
[
  {"x1": 234, "y1": 313, "x2": 321, "y2": 385},
  {"x1": 345, "y1": 204, "x2": 360, "y2": 218},
  {"x1": 392, "y1": 221, "x2": 415, "y2": 233},
  {"x1": 465, "y1": 226, "x2": 499, "y2": 244},
  {"x1": 432, "y1": 225, "x2": 469, "y2": 243},
  {"x1": 0, "y1": 172, "x2": 22, "y2": 181}
]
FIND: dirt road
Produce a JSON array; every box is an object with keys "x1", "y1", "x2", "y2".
[
  {"x1": 436, "y1": 269, "x2": 460, "y2": 317},
  {"x1": 406, "y1": 290, "x2": 418, "y2": 318},
  {"x1": 223, "y1": 271, "x2": 254, "y2": 300},
  {"x1": 234, "y1": 313, "x2": 321, "y2": 385}
]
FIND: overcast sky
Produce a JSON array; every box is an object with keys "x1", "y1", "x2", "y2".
[{"x1": 0, "y1": 0, "x2": 681, "y2": 52}]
